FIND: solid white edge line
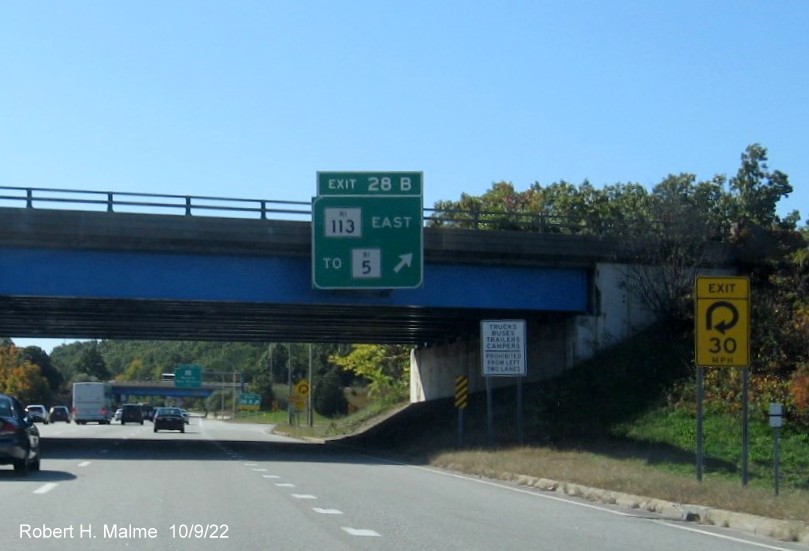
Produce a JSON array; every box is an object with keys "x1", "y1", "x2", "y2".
[
  {"x1": 365, "y1": 454, "x2": 799, "y2": 551},
  {"x1": 648, "y1": 520, "x2": 801, "y2": 551}
]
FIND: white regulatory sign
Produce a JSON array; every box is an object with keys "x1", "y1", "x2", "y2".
[
  {"x1": 352, "y1": 248, "x2": 381, "y2": 278},
  {"x1": 324, "y1": 207, "x2": 362, "y2": 238},
  {"x1": 481, "y1": 320, "x2": 527, "y2": 377}
]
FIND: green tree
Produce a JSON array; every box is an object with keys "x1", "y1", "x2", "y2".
[
  {"x1": 314, "y1": 367, "x2": 348, "y2": 417},
  {"x1": 330, "y1": 344, "x2": 409, "y2": 400},
  {"x1": 18, "y1": 346, "x2": 64, "y2": 393},
  {"x1": 0, "y1": 344, "x2": 52, "y2": 404},
  {"x1": 729, "y1": 144, "x2": 795, "y2": 229},
  {"x1": 76, "y1": 342, "x2": 111, "y2": 381},
  {"x1": 251, "y1": 364, "x2": 275, "y2": 411}
]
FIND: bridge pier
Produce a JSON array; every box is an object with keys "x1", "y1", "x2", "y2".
[{"x1": 410, "y1": 263, "x2": 659, "y2": 402}]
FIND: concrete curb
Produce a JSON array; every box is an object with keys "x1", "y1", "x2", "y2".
[{"x1": 514, "y1": 474, "x2": 809, "y2": 546}]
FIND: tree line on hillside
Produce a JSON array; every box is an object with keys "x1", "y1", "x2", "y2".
[
  {"x1": 432, "y1": 144, "x2": 808, "y2": 425},
  {"x1": 2, "y1": 144, "x2": 806, "y2": 423},
  {"x1": 0, "y1": 338, "x2": 412, "y2": 418}
]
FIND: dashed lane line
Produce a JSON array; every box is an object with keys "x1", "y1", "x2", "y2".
[
  {"x1": 342, "y1": 528, "x2": 381, "y2": 537},
  {"x1": 33, "y1": 483, "x2": 58, "y2": 494}
]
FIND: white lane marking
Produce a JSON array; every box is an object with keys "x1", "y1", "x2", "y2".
[
  {"x1": 77, "y1": 461, "x2": 92, "y2": 467},
  {"x1": 313, "y1": 508, "x2": 343, "y2": 515},
  {"x1": 342, "y1": 528, "x2": 380, "y2": 537},
  {"x1": 648, "y1": 520, "x2": 800, "y2": 551},
  {"x1": 252, "y1": 468, "x2": 268, "y2": 472},
  {"x1": 292, "y1": 494, "x2": 317, "y2": 500},
  {"x1": 33, "y1": 483, "x2": 58, "y2": 494},
  {"x1": 243, "y1": 462, "x2": 258, "y2": 466},
  {"x1": 275, "y1": 483, "x2": 295, "y2": 488},
  {"x1": 262, "y1": 475, "x2": 281, "y2": 479},
  {"x1": 377, "y1": 458, "x2": 799, "y2": 551}
]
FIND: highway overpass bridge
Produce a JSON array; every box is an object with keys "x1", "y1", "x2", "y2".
[
  {"x1": 0, "y1": 187, "x2": 733, "y2": 401},
  {"x1": 110, "y1": 381, "x2": 235, "y2": 400}
]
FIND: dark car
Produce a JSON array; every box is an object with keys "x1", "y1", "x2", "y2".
[
  {"x1": 120, "y1": 404, "x2": 144, "y2": 425},
  {"x1": 139, "y1": 404, "x2": 155, "y2": 421},
  {"x1": 153, "y1": 407, "x2": 185, "y2": 433},
  {"x1": 49, "y1": 405, "x2": 70, "y2": 423},
  {"x1": 1, "y1": 393, "x2": 41, "y2": 475}
]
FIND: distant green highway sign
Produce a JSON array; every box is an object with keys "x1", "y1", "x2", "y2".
[
  {"x1": 174, "y1": 364, "x2": 202, "y2": 388},
  {"x1": 312, "y1": 172, "x2": 423, "y2": 290},
  {"x1": 238, "y1": 392, "x2": 261, "y2": 411}
]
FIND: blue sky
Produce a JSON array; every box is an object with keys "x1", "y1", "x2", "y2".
[{"x1": 2, "y1": 1, "x2": 807, "y2": 351}]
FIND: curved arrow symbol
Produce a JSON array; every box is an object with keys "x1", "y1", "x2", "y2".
[{"x1": 706, "y1": 301, "x2": 739, "y2": 334}]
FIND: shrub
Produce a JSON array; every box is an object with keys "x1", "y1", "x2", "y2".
[{"x1": 315, "y1": 368, "x2": 348, "y2": 417}]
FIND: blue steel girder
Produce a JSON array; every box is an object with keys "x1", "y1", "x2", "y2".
[
  {"x1": 0, "y1": 201, "x2": 607, "y2": 344},
  {"x1": 0, "y1": 246, "x2": 588, "y2": 344}
]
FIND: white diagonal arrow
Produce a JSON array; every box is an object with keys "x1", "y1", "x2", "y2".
[{"x1": 393, "y1": 253, "x2": 413, "y2": 273}]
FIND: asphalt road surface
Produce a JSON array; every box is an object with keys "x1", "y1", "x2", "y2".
[{"x1": 2, "y1": 417, "x2": 804, "y2": 551}]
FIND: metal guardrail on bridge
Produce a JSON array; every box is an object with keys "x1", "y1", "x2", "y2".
[
  {"x1": 0, "y1": 185, "x2": 641, "y2": 235},
  {"x1": 0, "y1": 185, "x2": 312, "y2": 220}
]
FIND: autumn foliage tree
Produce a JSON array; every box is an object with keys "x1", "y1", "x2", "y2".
[
  {"x1": 429, "y1": 144, "x2": 809, "y2": 424},
  {"x1": 329, "y1": 344, "x2": 410, "y2": 402},
  {"x1": 0, "y1": 344, "x2": 53, "y2": 405}
]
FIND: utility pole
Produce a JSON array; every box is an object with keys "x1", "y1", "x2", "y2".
[{"x1": 287, "y1": 343, "x2": 293, "y2": 424}]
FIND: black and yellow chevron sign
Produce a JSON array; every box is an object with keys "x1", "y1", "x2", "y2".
[{"x1": 455, "y1": 375, "x2": 469, "y2": 409}]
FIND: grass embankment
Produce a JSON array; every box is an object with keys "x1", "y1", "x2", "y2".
[
  {"x1": 232, "y1": 325, "x2": 809, "y2": 522},
  {"x1": 429, "y1": 409, "x2": 809, "y2": 523}
]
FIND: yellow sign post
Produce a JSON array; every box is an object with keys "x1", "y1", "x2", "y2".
[
  {"x1": 695, "y1": 276, "x2": 750, "y2": 368},
  {"x1": 694, "y1": 275, "x2": 751, "y2": 485},
  {"x1": 293, "y1": 379, "x2": 310, "y2": 413}
]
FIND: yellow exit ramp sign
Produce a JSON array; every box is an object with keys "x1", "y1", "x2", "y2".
[{"x1": 695, "y1": 276, "x2": 750, "y2": 368}]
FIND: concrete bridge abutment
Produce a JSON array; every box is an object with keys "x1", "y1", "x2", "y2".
[{"x1": 410, "y1": 263, "x2": 659, "y2": 402}]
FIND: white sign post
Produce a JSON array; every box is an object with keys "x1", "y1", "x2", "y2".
[
  {"x1": 770, "y1": 403, "x2": 784, "y2": 496},
  {"x1": 481, "y1": 320, "x2": 527, "y2": 444},
  {"x1": 481, "y1": 320, "x2": 527, "y2": 376}
]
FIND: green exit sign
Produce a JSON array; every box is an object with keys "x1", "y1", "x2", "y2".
[
  {"x1": 317, "y1": 172, "x2": 422, "y2": 197},
  {"x1": 175, "y1": 364, "x2": 202, "y2": 388},
  {"x1": 312, "y1": 171, "x2": 423, "y2": 290},
  {"x1": 312, "y1": 195, "x2": 423, "y2": 289},
  {"x1": 238, "y1": 393, "x2": 261, "y2": 411}
]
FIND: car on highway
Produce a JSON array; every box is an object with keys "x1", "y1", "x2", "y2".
[
  {"x1": 180, "y1": 409, "x2": 190, "y2": 424},
  {"x1": 153, "y1": 407, "x2": 185, "y2": 433},
  {"x1": 1, "y1": 392, "x2": 41, "y2": 475},
  {"x1": 120, "y1": 404, "x2": 144, "y2": 425},
  {"x1": 113, "y1": 408, "x2": 123, "y2": 422},
  {"x1": 139, "y1": 404, "x2": 155, "y2": 421},
  {"x1": 25, "y1": 404, "x2": 49, "y2": 424},
  {"x1": 48, "y1": 405, "x2": 71, "y2": 423}
]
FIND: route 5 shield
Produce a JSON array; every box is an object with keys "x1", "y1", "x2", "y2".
[{"x1": 695, "y1": 276, "x2": 750, "y2": 368}]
